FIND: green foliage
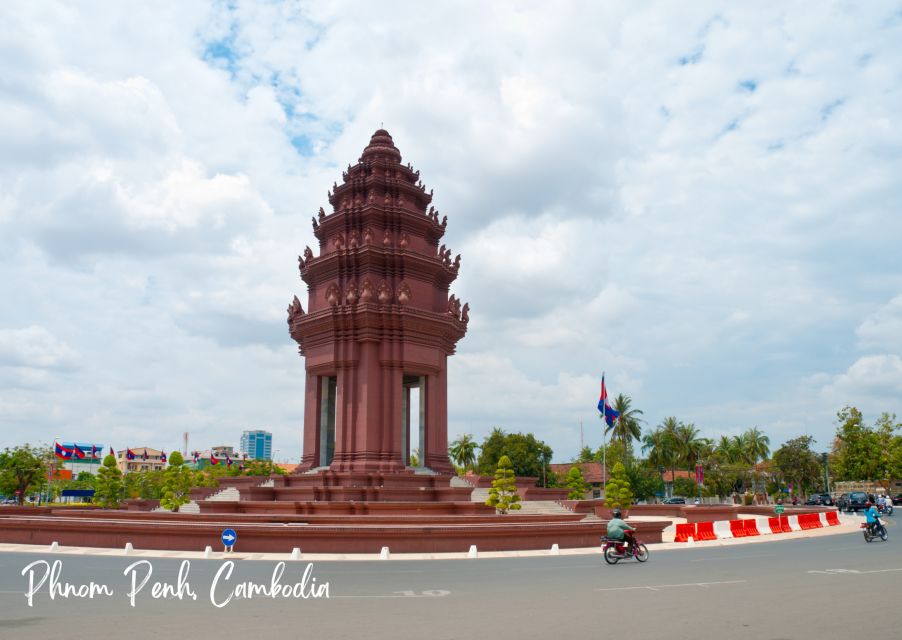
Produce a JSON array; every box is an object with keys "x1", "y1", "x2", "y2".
[
  {"x1": 486, "y1": 455, "x2": 521, "y2": 514},
  {"x1": 832, "y1": 407, "x2": 902, "y2": 484},
  {"x1": 93, "y1": 454, "x2": 125, "y2": 508},
  {"x1": 576, "y1": 446, "x2": 595, "y2": 463},
  {"x1": 160, "y1": 451, "x2": 192, "y2": 512},
  {"x1": 449, "y1": 434, "x2": 478, "y2": 470},
  {"x1": 0, "y1": 444, "x2": 48, "y2": 503},
  {"x1": 604, "y1": 461, "x2": 634, "y2": 510},
  {"x1": 593, "y1": 439, "x2": 629, "y2": 468},
  {"x1": 626, "y1": 464, "x2": 664, "y2": 501},
  {"x1": 605, "y1": 394, "x2": 644, "y2": 452},
  {"x1": 565, "y1": 466, "x2": 590, "y2": 500},
  {"x1": 476, "y1": 428, "x2": 552, "y2": 480},
  {"x1": 672, "y1": 476, "x2": 700, "y2": 498},
  {"x1": 772, "y1": 435, "x2": 822, "y2": 495}
]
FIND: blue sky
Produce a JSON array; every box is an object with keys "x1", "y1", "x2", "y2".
[{"x1": 1, "y1": 1, "x2": 901, "y2": 462}]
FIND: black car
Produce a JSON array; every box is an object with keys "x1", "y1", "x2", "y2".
[
  {"x1": 804, "y1": 493, "x2": 834, "y2": 506},
  {"x1": 836, "y1": 491, "x2": 869, "y2": 512},
  {"x1": 662, "y1": 497, "x2": 686, "y2": 504},
  {"x1": 894, "y1": 494, "x2": 902, "y2": 506}
]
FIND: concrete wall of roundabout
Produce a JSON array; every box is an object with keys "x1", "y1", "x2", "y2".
[{"x1": 0, "y1": 503, "x2": 846, "y2": 554}]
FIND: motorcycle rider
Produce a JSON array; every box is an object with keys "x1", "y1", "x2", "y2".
[
  {"x1": 864, "y1": 501, "x2": 881, "y2": 536},
  {"x1": 606, "y1": 508, "x2": 637, "y2": 552}
]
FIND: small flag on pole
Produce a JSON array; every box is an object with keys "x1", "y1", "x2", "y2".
[
  {"x1": 597, "y1": 375, "x2": 620, "y2": 427},
  {"x1": 160, "y1": 450, "x2": 167, "y2": 464}
]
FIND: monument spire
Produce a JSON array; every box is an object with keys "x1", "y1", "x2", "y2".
[{"x1": 289, "y1": 129, "x2": 468, "y2": 474}]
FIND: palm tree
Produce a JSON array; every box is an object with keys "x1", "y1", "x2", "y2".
[
  {"x1": 659, "y1": 416, "x2": 681, "y2": 484},
  {"x1": 740, "y1": 427, "x2": 770, "y2": 464},
  {"x1": 606, "y1": 393, "x2": 644, "y2": 453},
  {"x1": 449, "y1": 434, "x2": 478, "y2": 471},
  {"x1": 674, "y1": 423, "x2": 706, "y2": 474}
]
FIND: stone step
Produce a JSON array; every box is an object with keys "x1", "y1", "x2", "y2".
[
  {"x1": 152, "y1": 500, "x2": 200, "y2": 513},
  {"x1": 207, "y1": 487, "x2": 241, "y2": 501},
  {"x1": 450, "y1": 476, "x2": 475, "y2": 488},
  {"x1": 515, "y1": 500, "x2": 574, "y2": 515}
]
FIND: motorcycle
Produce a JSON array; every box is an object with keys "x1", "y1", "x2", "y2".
[
  {"x1": 602, "y1": 536, "x2": 649, "y2": 564},
  {"x1": 878, "y1": 502, "x2": 894, "y2": 516},
  {"x1": 861, "y1": 518, "x2": 888, "y2": 542}
]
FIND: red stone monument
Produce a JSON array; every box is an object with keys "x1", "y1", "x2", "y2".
[{"x1": 288, "y1": 129, "x2": 468, "y2": 478}]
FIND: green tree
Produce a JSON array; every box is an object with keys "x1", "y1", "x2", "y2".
[
  {"x1": 604, "y1": 461, "x2": 634, "y2": 511},
  {"x1": 739, "y1": 427, "x2": 770, "y2": 464},
  {"x1": 160, "y1": 451, "x2": 192, "y2": 512},
  {"x1": 873, "y1": 412, "x2": 902, "y2": 491},
  {"x1": 674, "y1": 423, "x2": 707, "y2": 474},
  {"x1": 606, "y1": 394, "x2": 643, "y2": 453},
  {"x1": 449, "y1": 434, "x2": 478, "y2": 471},
  {"x1": 576, "y1": 445, "x2": 595, "y2": 463},
  {"x1": 485, "y1": 455, "x2": 521, "y2": 514},
  {"x1": 565, "y1": 466, "x2": 590, "y2": 500},
  {"x1": 93, "y1": 454, "x2": 125, "y2": 508},
  {"x1": 832, "y1": 406, "x2": 881, "y2": 481},
  {"x1": 476, "y1": 429, "x2": 552, "y2": 479},
  {"x1": 625, "y1": 464, "x2": 664, "y2": 501},
  {"x1": 0, "y1": 444, "x2": 48, "y2": 504},
  {"x1": 772, "y1": 436, "x2": 822, "y2": 496}
]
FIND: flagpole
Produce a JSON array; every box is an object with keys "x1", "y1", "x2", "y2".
[{"x1": 602, "y1": 371, "x2": 606, "y2": 487}]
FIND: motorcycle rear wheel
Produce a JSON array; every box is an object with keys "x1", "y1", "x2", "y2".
[
  {"x1": 863, "y1": 529, "x2": 873, "y2": 542},
  {"x1": 635, "y1": 544, "x2": 649, "y2": 562},
  {"x1": 603, "y1": 547, "x2": 620, "y2": 564}
]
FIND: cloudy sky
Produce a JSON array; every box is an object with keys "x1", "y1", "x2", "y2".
[{"x1": 1, "y1": 1, "x2": 900, "y2": 463}]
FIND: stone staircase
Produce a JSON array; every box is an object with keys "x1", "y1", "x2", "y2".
[
  {"x1": 206, "y1": 487, "x2": 241, "y2": 501},
  {"x1": 152, "y1": 500, "x2": 199, "y2": 513},
  {"x1": 516, "y1": 500, "x2": 575, "y2": 515}
]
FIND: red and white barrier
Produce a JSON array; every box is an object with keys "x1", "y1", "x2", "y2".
[{"x1": 674, "y1": 510, "x2": 842, "y2": 542}]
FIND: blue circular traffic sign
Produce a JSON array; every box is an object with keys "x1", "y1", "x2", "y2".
[{"x1": 221, "y1": 528, "x2": 238, "y2": 547}]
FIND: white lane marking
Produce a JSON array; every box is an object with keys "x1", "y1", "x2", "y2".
[
  {"x1": 594, "y1": 580, "x2": 747, "y2": 592},
  {"x1": 808, "y1": 567, "x2": 902, "y2": 575},
  {"x1": 332, "y1": 590, "x2": 450, "y2": 599}
]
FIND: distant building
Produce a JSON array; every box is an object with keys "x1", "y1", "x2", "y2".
[
  {"x1": 116, "y1": 447, "x2": 166, "y2": 473},
  {"x1": 240, "y1": 430, "x2": 273, "y2": 461},
  {"x1": 192, "y1": 446, "x2": 240, "y2": 470},
  {"x1": 59, "y1": 442, "x2": 106, "y2": 475}
]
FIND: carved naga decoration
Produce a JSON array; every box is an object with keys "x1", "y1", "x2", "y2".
[
  {"x1": 377, "y1": 280, "x2": 392, "y2": 304},
  {"x1": 360, "y1": 279, "x2": 375, "y2": 303},
  {"x1": 325, "y1": 283, "x2": 340, "y2": 307},
  {"x1": 287, "y1": 295, "x2": 305, "y2": 320},
  {"x1": 345, "y1": 281, "x2": 359, "y2": 305},
  {"x1": 461, "y1": 303, "x2": 469, "y2": 324}
]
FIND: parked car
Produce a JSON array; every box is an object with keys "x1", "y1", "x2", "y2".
[
  {"x1": 894, "y1": 494, "x2": 902, "y2": 506},
  {"x1": 836, "y1": 491, "x2": 869, "y2": 512},
  {"x1": 662, "y1": 497, "x2": 686, "y2": 504},
  {"x1": 805, "y1": 493, "x2": 834, "y2": 506}
]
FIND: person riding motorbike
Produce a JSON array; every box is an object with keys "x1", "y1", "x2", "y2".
[
  {"x1": 864, "y1": 501, "x2": 882, "y2": 535},
  {"x1": 606, "y1": 508, "x2": 636, "y2": 552}
]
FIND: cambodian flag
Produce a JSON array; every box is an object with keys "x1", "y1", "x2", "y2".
[
  {"x1": 109, "y1": 446, "x2": 115, "y2": 457},
  {"x1": 54, "y1": 442, "x2": 73, "y2": 459},
  {"x1": 226, "y1": 454, "x2": 233, "y2": 468},
  {"x1": 90, "y1": 445, "x2": 98, "y2": 459},
  {"x1": 126, "y1": 448, "x2": 136, "y2": 460},
  {"x1": 71, "y1": 444, "x2": 85, "y2": 459},
  {"x1": 160, "y1": 450, "x2": 167, "y2": 464},
  {"x1": 193, "y1": 451, "x2": 199, "y2": 463},
  {"x1": 141, "y1": 449, "x2": 148, "y2": 461},
  {"x1": 597, "y1": 375, "x2": 620, "y2": 427},
  {"x1": 210, "y1": 455, "x2": 219, "y2": 466}
]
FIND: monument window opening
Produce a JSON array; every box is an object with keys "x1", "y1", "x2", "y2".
[
  {"x1": 319, "y1": 376, "x2": 337, "y2": 467},
  {"x1": 402, "y1": 374, "x2": 426, "y2": 468}
]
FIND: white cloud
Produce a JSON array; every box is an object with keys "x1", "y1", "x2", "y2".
[{"x1": 0, "y1": 2, "x2": 901, "y2": 461}]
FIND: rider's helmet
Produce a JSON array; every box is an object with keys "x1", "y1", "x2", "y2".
[
  {"x1": 865, "y1": 501, "x2": 872, "y2": 507},
  {"x1": 612, "y1": 508, "x2": 622, "y2": 518}
]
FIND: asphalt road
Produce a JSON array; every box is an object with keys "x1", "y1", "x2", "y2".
[{"x1": 1, "y1": 521, "x2": 900, "y2": 640}]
